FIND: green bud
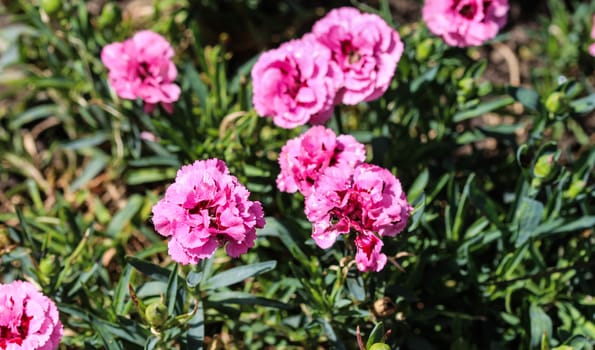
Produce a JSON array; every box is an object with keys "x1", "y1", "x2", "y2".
[
  {"x1": 564, "y1": 179, "x2": 585, "y2": 199},
  {"x1": 39, "y1": 254, "x2": 57, "y2": 276},
  {"x1": 98, "y1": 3, "x2": 121, "y2": 29},
  {"x1": 533, "y1": 153, "x2": 556, "y2": 180},
  {"x1": 369, "y1": 343, "x2": 391, "y2": 350},
  {"x1": 458, "y1": 77, "x2": 475, "y2": 96},
  {"x1": 545, "y1": 92, "x2": 567, "y2": 114},
  {"x1": 40, "y1": 0, "x2": 61, "y2": 15},
  {"x1": 145, "y1": 302, "x2": 168, "y2": 327},
  {"x1": 415, "y1": 38, "x2": 434, "y2": 61}
]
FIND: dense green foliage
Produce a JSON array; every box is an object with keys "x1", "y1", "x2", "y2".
[{"x1": 0, "y1": 0, "x2": 593, "y2": 349}]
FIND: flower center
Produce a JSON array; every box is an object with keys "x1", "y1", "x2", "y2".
[
  {"x1": 0, "y1": 308, "x2": 32, "y2": 347},
  {"x1": 341, "y1": 41, "x2": 361, "y2": 64},
  {"x1": 136, "y1": 61, "x2": 152, "y2": 80},
  {"x1": 454, "y1": 0, "x2": 492, "y2": 20}
]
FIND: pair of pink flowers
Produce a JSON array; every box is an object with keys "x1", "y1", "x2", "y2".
[
  {"x1": 251, "y1": 7, "x2": 404, "y2": 129},
  {"x1": 277, "y1": 126, "x2": 412, "y2": 272},
  {"x1": 0, "y1": 281, "x2": 63, "y2": 350},
  {"x1": 422, "y1": 0, "x2": 509, "y2": 47},
  {"x1": 151, "y1": 159, "x2": 265, "y2": 264},
  {"x1": 101, "y1": 30, "x2": 181, "y2": 113}
]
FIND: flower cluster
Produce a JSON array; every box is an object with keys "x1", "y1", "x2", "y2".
[
  {"x1": 152, "y1": 159, "x2": 265, "y2": 264},
  {"x1": 277, "y1": 127, "x2": 412, "y2": 272},
  {"x1": 422, "y1": 0, "x2": 509, "y2": 47},
  {"x1": 252, "y1": 7, "x2": 404, "y2": 129},
  {"x1": 590, "y1": 15, "x2": 595, "y2": 57},
  {"x1": 305, "y1": 163, "x2": 412, "y2": 272},
  {"x1": 276, "y1": 125, "x2": 366, "y2": 196},
  {"x1": 0, "y1": 280, "x2": 63, "y2": 350},
  {"x1": 101, "y1": 30, "x2": 181, "y2": 114}
]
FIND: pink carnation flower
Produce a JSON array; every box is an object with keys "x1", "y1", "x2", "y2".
[
  {"x1": 355, "y1": 231, "x2": 388, "y2": 272},
  {"x1": 422, "y1": 0, "x2": 509, "y2": 47},
  {"x1": 304, "y1": 163, "x2": 412, "y2": 271},
  {"x1": 312, "y1": 7, "x2": 404, "y2": 105},
  {"x1": 101, "y1": 30, "x2": 181, "y2": 114},
  {"x1": 276, "y1": 126, "x2": 366, "y2": 196},
  {"x1": 590, "y1": 15, "x2": 595, "y2": 57},
  {"x1": 251, "y1": 35, "x2": 342, "y2": 128},
  {"x1": 0, "y1": 280, "x2": 63, "y2": 350},
  {"x1": 152, "y1": 159, "x2": 266, "y2": 264}
]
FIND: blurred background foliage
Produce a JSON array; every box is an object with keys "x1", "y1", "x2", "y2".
[{"x1": 0, "y1": 0, "x2": 593, "y2": 349}]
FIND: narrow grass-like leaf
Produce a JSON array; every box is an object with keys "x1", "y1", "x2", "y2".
[
  {"x1": 61, "y1": 133, "x2": 109, "y2": 150},
  {"x1": 106, "y1": 194, "x2": 143, "y2": 237},
  {"x1": 208, "y1": 291, "x2": 290, "y2": 309},
  {"x1": 203, "y1": 260, "x2": 276, "y2": 290},
  {"x1": 126, "y1": 256, "x2": 170, "y2": 282},
  {"x1": 186, "y1": 301, "x2": 204, "y2": 350},
  {"x1": 257, "y1": 217, "x2": 309, "y2": 266},
  {"x1": 411, "y1": 65, "x2": 439, "y2": 93},
  {"x1": 166, "y1": 264, "x2": 179, "y2": 315},
  {"x1": 407, "y1": 168, "x2": 428, "y2": 203},
  {"x1": 453, "y1": 96, "x2": 515, "y2": 122},
  {"x1": 9, "y1": 104, "x2": 58, "y2": 129},
  {"x1": 366, "y1": 322, "x2": 385, "y2": 349},
  {"x1": 113, "y1": 265, "x2": 133, "y2": 316},
  {"x1": 70, "y1": 154, "x2": 108, "y2": 191},
  {"x1": 125, "y1": 168, "x2": 177, "y2": 185}
]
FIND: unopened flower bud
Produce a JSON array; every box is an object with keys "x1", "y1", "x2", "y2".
[
  {"x1": 40, "y1": 0, "x2": 61, "y2": 15},
  {"x1": 533, "y1": 153, "x2": 556, "y2": 180},
  {"x1": 458, "y1": 77, "x2": 475, "y2": 96},
  {"x1": 145, "y1": 302, "x2": 168, "y2": 327},
  {"x1": 564, "y1": 179, "x2": 586, "y2": 199},
  {"x1": 545, "y1": 92, "x2": 567, "y2": 114},
  {"x1": 98, "y1": 3, "x2": 121, "y2": 29},
  {"x1": 416, "y1": 38, "x2": 434, "y2": 61},
  {"x1": 369, "y1": 343, "x2": 391, "y2": 350},
  {"x1": 39, "y1": 254, "x2": 57, "y2": 277}
]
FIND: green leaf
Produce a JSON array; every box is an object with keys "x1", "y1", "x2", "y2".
[
  {"x1": 126, "y1": 256, "x2": 171, "y2": 282},
  {"x1": 70, "y1": 154, "x2": 108, "y2": 191},
  {"x1": 106, "y1": 194, "x2": 144, "y2": 237},
  {"x1": 318, "y1": 318, "x2": 346, "y2": 350},
  {"x1": 514, "y1": 197, "x2": 544, "y2": 247},
  {"x1": 208, "y1": 291, "x2": 290, "y2": 309},
  {"x1": 346, "y1": 276, "x2": 365, "y2": 302},
  {"x1": 183, "y1": 63, "x2": 208, "y2": 113},
  {"x1": 366, "y1": 322, "x2": 385, "y2": 349},
  {"x1": 507, "y1": 86, "x2": 542, "y2": 111},
  {"x1": 166, "y1": 264, "x2": 179, "y2": 315},
  {"x1": 61, "y1": 133, "x2": 109, "y2": 150},
  {"x1": 411, "y1": 65, "x2": 439, "y2": 93},
  {"x1": 186, "y1": 271, "x2": 202, "y2": 288},
  {"x1": 570, "y1": 93, "x2": 595, "y2": 114},
  {"x1": 9, "y1": 104, "x2": 58, "y2": 129},
  {"x1": 186, "y1": 302, "x2": 204, "y2": 350},
  {"x1": 113, "y1": 265, "x2": 133, "y2": 316},
  {"x1": 453, "y1": 96, "x2": 515, "y2": 122},
  {"x1": 530, "y1": 303, "x2": 552, "y2": 348},
  {"x1": 203, "y1": 260, "x2": 276, "y2": 290},
  {"x1": 408, "y1": 168, "x2": 428, "y2": 203},
  {"x1": 532, "y1": 216, "x2": 595, "y2": 237},
  {"x1": 91, "y1": 322, "x2": 123, "y2": 350},
  {"x1": 125, "y1": 168, "x2": 177, "y2": 185},
  {"x1": 257, "y1": 217, "x2": 309, "y2": 265}
]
